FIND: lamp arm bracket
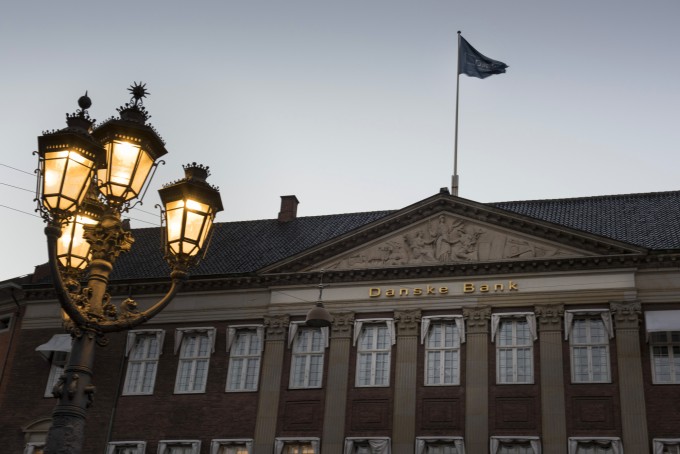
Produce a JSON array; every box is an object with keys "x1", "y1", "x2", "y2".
[{"x1": 98, "y1": 270, "x2": 187, "y2": 333}]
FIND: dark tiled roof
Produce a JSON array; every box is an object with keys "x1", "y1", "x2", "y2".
[
  {"x1": 494, "y1": 190, "x2": 680, "y2": 250},
  {"x1": 100, "y1": 190, "x2": 680, "y2": 281},
  {"x1": 111, "y1": 211, "x2": 394, "y2": 280}
]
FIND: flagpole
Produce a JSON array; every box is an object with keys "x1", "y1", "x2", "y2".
[{"x1": 452, "y1": 31, "x2": 461, "y2": 196}]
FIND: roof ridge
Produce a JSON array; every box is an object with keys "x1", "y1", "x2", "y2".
[{"x1": 492, "y1": 189, "x2": 680, "y2": 205}]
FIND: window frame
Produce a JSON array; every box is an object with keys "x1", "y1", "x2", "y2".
[
  {"x1": 123, "y1": 329, "x2": 164, "y2": 395},
  {"x1": 274, "y1": 437, "x2": 320, "y2": 454},
  {"x1": 210, "y1": 438, "x2": 253, "y2": 454},
  {"x1": 354, "y1": 319, "x2": 394, "y2": 388},
  {"x1": 289, "y1": 323, "x2": 327, "y2": 389},
  {"x1": 44, "y1": 350, "x2": 69, "y2": 398},
  {"x1": 653, "y1": 439, "x2": 680, "y2": 454},
  {"x1": 158, "y1": 440, "x2": 201, "y2": 454},
  {"x1": 567, "y1": 436, "x2": 622, "y2": 454},
  {"x1": 24, "y1": 442, "x2": 45, "y2": 454},
  {"x1": 492, "y1": 313, "x2": 536, "y2": 385},
  {"x1": 569, "y1": 316, "x2": 611, "y2": 383},
  {"x1": 415, "y1": 436, "x2": 465, "y2": 454},
  {"x1": 106, "y1": 441, "x2": 146, "y2": 454},
  {"x1": 344, "y1": 437, "x2": 391, "y2": 454},
  {"x1": 490, "y1": 436, "x2": 541, "y2": 454},
  {"x1": 649, "y1": 331, "x2": 680, "y2": 384},
  {"x1": 226, "y1": 325, "x2": 263, "y2": 392},
  {"x1": 0, "y1": 313, "x2": 13, "y2": 333},
  {"x1": 174, "y1": 327, "x2": 216, "y2": 394},
  {"x1": 422, "y1": 317, "x2": 463, "y2": 386}
]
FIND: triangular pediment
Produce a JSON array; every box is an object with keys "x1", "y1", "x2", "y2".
[{"x1": 262, "y1": 193, "x2": 645, "y2": 273}]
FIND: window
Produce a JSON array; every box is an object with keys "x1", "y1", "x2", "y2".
[
  {"x1": 490, "y1": 436, "x2": 540, "y2": 454},
  {"x1": 654, "y1": 439, "x2": 680, "y2": 454},
  {"x1": 354, "y1": 320, "x2": 394, "y2": 387},
  {"x1": 123, "y1": 330, "x2": 164, "y2": 395},
  {"x1": 650, "y1": 331, "x2": 680, "y2": 384},
  {"x1": 174, "y1": 328, "x2": 215, "y2": 394},
  {"x1": 422, "y1": 317, "x2": 463, "y2": 386},
  {"x1": 158, "y1": 440, "x2": 201, "y2": 454},
  {"x1": 274, "y1": 437, "x2": 319, "y2": 454},
  {"x1": 0, "y1": 314, "x2": 12, "y2": 332},
  {"x1": 570, "y1": 317, "x2": 610, "y2": 383},
  {"x1": 344, "y1": 437, "x2": 390, "y2": 454},
  {"x1": 210, "y1": 439, "x2": 252, "y2": 454},
  {"x1": 492, "y1": 314, "x2": 536, "y2": 384},
  {"x1": 415, "y1": 437, "x2": 465, "y2": 454},
  {"x1": 35, "y1": 334, "x2": 72, "y2": 398},
  {"x1": 24, "y1": 443, "x2": 45, "y2": 454},
  {"x1": 226, "y1": 326, "x2": 263, "y2": 392},
  {"x1": 289, "y1": 322, "x2": 327, "y2": 388},
  {"x1": 567, "y1": 437, "x2": 621, "y2": 454},
  {"x1": 106, "y1": 441, "x2": 146, "y2": 454}
]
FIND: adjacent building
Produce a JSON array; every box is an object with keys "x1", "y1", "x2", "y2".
[{"x1": 1, "y1": 190, "x2": 680, "y2": 454}]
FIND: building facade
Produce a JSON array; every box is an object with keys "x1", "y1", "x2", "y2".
[{"x1": 1, "y1": 190, "x2": 680, "y2": 454}]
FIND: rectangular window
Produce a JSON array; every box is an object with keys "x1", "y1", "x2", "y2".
[
  {"x1": 425, "y1": 321, "x2": 460, "y2": 385},
  {"x1": 106, "y1": 442, "x2": 146, "y2": 454},
  {"x1": 416, "y1": 437, "x2": 465, "y2": 454},
  {"x1": 158, "y1": 440, "x2": 201, "y2": 454},
  {"x1": 568, "y1": 437, "x2": 621, "y2": 454},
  {"x1": 344, "y1": 438, "x2": 390, "y2": 454},
  {"x1": 175, "y1": 332, "x2": 212, "y2": 393},
  {"x1": 570, "y1": 318, "x2": 610, "y2": 383},
  {"x1": 211, "y1": 439, "x2": 252, "y2": 454},
  {"x1": 357, "y1": 324, "x2": 391, "y2": 387},
  {"x1": 0, "y1": 314, "x2": 12, "y2": 332},
  {"x1": 491, "y1": 437, "x2": 540, "y2": 454},
  {"x1": 44, "y1": 351, "x2": 68, "y2": 397},
  {"x1": 227, "y1": 328, "x2": 262, "y2": 391},
  {"x1": 650, "y1": 331, "x2": 680, "y2": 384},
  {"x1": 275, "y1": 438, "x2": 319, "y2": 454},
  {"x1": 290, "y1": 327, "x2": 325, "y2": 388},
  {"x1": 123, "y1": 332, "x2": 162, "y2": 395},
  {"x1": 497, "y1": 319, "x2": 533, "y2": 384},
  {"x1": 283, "y1": 443, "x2": 314, "y2": 454}
]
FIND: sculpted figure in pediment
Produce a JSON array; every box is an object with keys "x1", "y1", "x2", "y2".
[{"x1": 322, "y1": 215, "x2": 577, "y2": 270}]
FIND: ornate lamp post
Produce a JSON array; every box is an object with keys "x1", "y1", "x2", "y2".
[{"x1": 35, "y1": 84, "x2": 223, "y2": 454}]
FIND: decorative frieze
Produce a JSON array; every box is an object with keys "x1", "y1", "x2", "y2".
[{"x1": 394, "y1": 309, "x2": 421, "y2": 336}]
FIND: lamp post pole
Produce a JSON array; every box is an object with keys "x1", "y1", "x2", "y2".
[{"x1": 35, "y1": 84, "x2": 223, "y2": 454}]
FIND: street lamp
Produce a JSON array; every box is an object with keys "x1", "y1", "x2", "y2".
[{"x1": 34, "y1": 84, "x2": 223, "y2": 454}]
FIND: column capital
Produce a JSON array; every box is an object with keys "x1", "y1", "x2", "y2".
[
  {"x1": 535, "y1": 304, "x2": 564, "y2": 333},
  {"x1": 330, "y1": 312, "x2": 355, "y2": 339},
  {"x1": 263, "y1": 314, "x2": 290, "y2": 341},
  {"x1": 610, "y1": 301, "x2": 641, "y2": 330},
  {"x1": 463, "y1": 306, "x2": 491, "y2": 334},
  {"x1": 394, "y1": 309, "x2": 421, "y2": 337}
]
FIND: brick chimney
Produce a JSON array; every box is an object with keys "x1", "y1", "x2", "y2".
[{"x1": 278, "y1": 195, "x2": 299, "y2": 222}]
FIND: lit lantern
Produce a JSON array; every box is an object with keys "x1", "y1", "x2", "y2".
[
  {"x1": 37, "y1": 95, "x2": 105, "y2": 217},
  {"x1": 56, "y1": 189, "x2": 104, "y2": 270},
  {"x1": 158, "y1": 163, "x2": 223, "y2": 260},
  {"x1": 92, "y1": 83, "x2": 167, "y2": 205}
]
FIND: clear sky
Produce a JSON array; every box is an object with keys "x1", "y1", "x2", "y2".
[{"x1": 1, "y1": 0, "x2": 679, "y2": 281}]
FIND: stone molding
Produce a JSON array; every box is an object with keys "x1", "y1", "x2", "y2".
[
  {"x1": 394, "y1": 309, "x2": 422, "y2": 336},
  {"x1": 330, "y1": 312, "x2": 355, "y2": 339},
  {"x1": 610, "y1": 301, "x2": 641, "y2": 330},
  {"x1": 463, "y1": 306, "x2": 491, "y2": 333},
  {"x1": 535, "y1": 304, "x2": 564, "y2": 332},
  {"x1": 263, "y1": 314, "x2": 290, "y2": 341}
]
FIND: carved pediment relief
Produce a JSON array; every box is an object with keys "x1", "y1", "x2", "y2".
[{"x1": 317, "y1": 213, "x2": 594, "y2": 271}]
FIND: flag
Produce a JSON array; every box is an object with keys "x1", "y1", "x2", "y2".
[{"x1": 458, "y1": 35, "x2": 508, "y2": 79}]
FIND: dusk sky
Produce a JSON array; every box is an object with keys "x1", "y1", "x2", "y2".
[{"x1": 1, "y1": 0, "x2": 679, "y2": 281}]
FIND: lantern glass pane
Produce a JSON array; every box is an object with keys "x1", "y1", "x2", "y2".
[
  {"x1": 43, "y1": 150, "x2": 94, "y2": 212},
  {"x1": 110, "y1": 141, "x2": 141, "y2": 187},
  {"x1": 58, "y1": 214, "x2": 98, "y2": 270},
  {"x1": 165, "y1": 200, "x2": 184, "y2": 254},
  {"x1": 130, "y1": 150, "x2": 154, "y2": 197}
]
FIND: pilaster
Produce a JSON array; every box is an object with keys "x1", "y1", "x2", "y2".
[
  {"x1": 610, "y1": 301, "x2": 649, "y2": 454},
  {"x1": 463, "y1": 306, "x2": 490, "y2": 454},
  {"x1": 392, "y1": 309, "x2": 421, "y2": 454},
  {"x1": 321, "y1": 312, "x2": 354, "y2": 454},
  {"x1": 253, "y1": 315, "x2": 289, "y2": 454},
  {"x1": 535, "y1": 304, "x2": 567, "y2": 454}
]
